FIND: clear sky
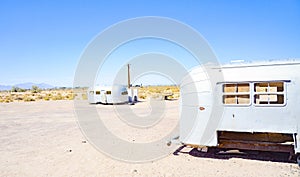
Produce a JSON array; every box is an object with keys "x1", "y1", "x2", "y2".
[{"x1": 1, "y1": 0, "x2": 299, "y2": 86}]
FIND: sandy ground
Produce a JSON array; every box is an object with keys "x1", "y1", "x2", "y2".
[{"x1": 0, "y1": 100, "x2": 299, "y2": 177}]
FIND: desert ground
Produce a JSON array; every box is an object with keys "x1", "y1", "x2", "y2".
[{"x1": 1, "y1": 100, "x2": 299, "y2": 177}]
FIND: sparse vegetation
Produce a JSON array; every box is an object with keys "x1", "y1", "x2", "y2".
[
  {"x1": 24, "y1": 96, "x2": 35, "y2": 102},
  {"x1": 11, "y1": 86, "x2": 26, "y2": 92},
  {"x1": 0, "y1": 86, "x2": 180, "y2": 103},
  {"x1": 0, "y1": 88, "x2": 76, "y2": 103},
  {"x1": 44, "y1": 95, "x2": 50, "y2": 101},
  {"x1": 138, "y1": 85, "x2": 180, "y2": 100},
  {"x1": 31, "y1": 85, "x2": 41, "y2": 93}
]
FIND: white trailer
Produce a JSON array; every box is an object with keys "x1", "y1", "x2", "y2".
[
  {"x1": 87, "y1": 85, "x2": 128, "y2": 104},
  {"x1": 180, "y1": 60, "x2": 300, "y2": 163}
]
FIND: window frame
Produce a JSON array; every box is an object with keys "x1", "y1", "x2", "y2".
[
  {"x1": 253, "y1": 81, "x2": 286, "y2": 107},
  {"x1": 221, "y1": 81, "x2": 287, "y2": 107},
  {"x1": 222, "y1": 82, "x2": 251, "y2": 106}
]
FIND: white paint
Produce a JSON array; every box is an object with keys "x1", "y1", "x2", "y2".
[
  {"x1": 180, "y1": 60, "x2": 300, "y2": 154},
  {"x1": 87, "y1": 85, "x2": 128, "y2": 104}
]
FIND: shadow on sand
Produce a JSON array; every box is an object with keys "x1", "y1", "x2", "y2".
[{"x1": 173, "y1": 145, "x2": 298, "y2": 164}]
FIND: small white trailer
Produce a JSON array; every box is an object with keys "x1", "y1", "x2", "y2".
[
  {"x1": 87, "y1": 85, "x2": 128, "y2": 104},
  {"x1": 180, "y1": 60, "x2": 300, "y2": 163},
  {"x1": 88, "y1": 64, "x2": 140, "y2": 104}
]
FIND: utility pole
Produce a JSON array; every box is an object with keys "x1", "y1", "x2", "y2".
[
  {"x1": 127, "y1": 64, "x2": 131, "y2": 88},
  {"x1": 127, "y1": 63, "x2": 134, "y2": 104}
]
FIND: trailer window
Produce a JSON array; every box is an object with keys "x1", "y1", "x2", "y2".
[
  {"x1": 254, "y1": 82, "x2": 285, "y2": 105},
  {"x1": 223, "y1": 83, "x2": 250, "y2": 105},
  {"x1": 95, "y1": 91, "x2": 100, "y2": 95},
  {"x1": 106, "y1": 91, "x2": 111, "y2": 95},
  {"x1": 89, "y1": 91, "x2": 94, "y2": 95}
]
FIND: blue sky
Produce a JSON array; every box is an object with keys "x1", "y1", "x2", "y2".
[{"x1": 0, "y1": 0, "x2": 299, "y2": 86}]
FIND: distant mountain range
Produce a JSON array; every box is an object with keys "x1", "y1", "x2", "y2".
[{"x1": 0, "y1": 82, "x2": 55, "y2": 91}]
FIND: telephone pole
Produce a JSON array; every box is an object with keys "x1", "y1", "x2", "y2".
[{"x1": 127, "y1": 64, "x2": 131, "y2": 88}]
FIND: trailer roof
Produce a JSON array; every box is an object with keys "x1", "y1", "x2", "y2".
[{"x1": 220, "y1": 59, "x2": 300, "y2": 69}]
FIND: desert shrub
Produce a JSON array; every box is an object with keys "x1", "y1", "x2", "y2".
[
  {"x1": 51, "y1": 93, "x2": 63, "y2": 100},
  {"x1": 11, "y1": 87, "x2": 26, "y2": 92},
  {"x1": 11, "y1": 86, "x2": 18, "y2": 92},
  {"x1": 31, "y1": 85, "x2": 41, "y2": 93},
  {"x1": 15, "y1": 97, "x2": 23, "y2": 101},
  {"x1": 139, "y1": 95, "x2": 147, "y2": 99},
  {"x1": 4, "y1": 95, "x2": 13, "y2": 103},
  {"x1": 56, "y1": 93, "x2": 63, "y2": 100},
  {"x1": 66, "y1": 94, "x2": 74, "y2": 100},
  {"x1": 24, "y1": 96, "x2": 35, "y2": 102},
  {"x1": 18, "y1": 88, "x2": 26, "y2": 92},
  {"x1": 44, "y1": 93, "x2": 52, "y2": 100},
  {"x1": 44, "y1": 96, "x2": 50, "y2": 101}
]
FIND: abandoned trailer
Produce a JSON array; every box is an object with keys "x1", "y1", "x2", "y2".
[
  {"x1": 87, "y1": 85, "x2": 127, "y2": 104},
  {"x1": 87, "y1": 85, "x2": 138, "y2": 104},
  {"x1": 180, "y1": 60, "x2": 300, "y2": 164}
]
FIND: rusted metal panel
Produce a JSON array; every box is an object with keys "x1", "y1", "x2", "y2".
[
  {"x1": 218, "y1": 131, "x2": 294, "y2": 143},
  {"x1": 217, "y1": 131, "x2": 294, "y2": 153},
  {"x1": 218, "y1": 140, "x2": 294, "y2": 153}
]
